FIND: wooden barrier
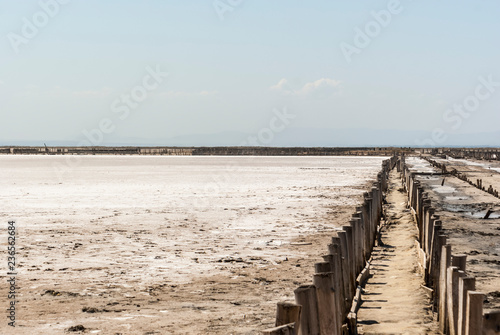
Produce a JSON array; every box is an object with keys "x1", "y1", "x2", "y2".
[
  {"x1": 465, "y1": 291, "x2": 484, "y2": 335},
  {"x1": 313, "y1": 273, "x2": 338, "y2": 334},
  {"x1": 276, "y1": 302, "x2": 302, "y2": 328},
  {"x1": 457, "y1": 277, "x2": 475, "y2": 335},
  {"x1": 294, "y1": 285, "x2": 320, "y2": 335},
  {"x1": 400, "y1": 156, "x2": 499, "y2": 335},
  {"x1": 260, "y1": 156, "x2": 397, "y2": 334}
]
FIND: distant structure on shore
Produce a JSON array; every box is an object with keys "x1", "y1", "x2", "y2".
[
  {"x1": 0, "y1": 146, "x2": 407, "y2": 156},
  {"x1": 0, "y1": 146, "x2": 498, "y2": 159}
]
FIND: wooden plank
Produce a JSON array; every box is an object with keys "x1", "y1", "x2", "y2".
[
  {"x1": 276, "y1": 302, "x2": 301, "y2": 328},
  {"x1": 439, "y1": 245, "x2": 451, "y2": 333},
  {"x1": 338, "y1": 231, "x2": 353, "y2": 306},
  {"x1": 314, "y1": 262, "x2": 332, "y2": 274},
  {"x1": 465, "y1": 291, "x2": 484, "y2": 335},
  {"x1": 451, "y1": 254, "x2": 467, "y2": 272},
  {"x1": 347, "y1": 312, "x2": 357, "y2": 335},
  {"x1": 314, "y1": 272, "x2": 339, "y2": 335},
  {"x1": 447, "y1": 267, "x2": 464, "y2": 335},
  {"x1": 457, "y1": 277, "x2": 475, "y2": 335},
  {"x1": 323, "y1": 250, "x2": 344, "y2": 328},
  {"x1": 294, "y1": 285, "x2": 320, "y2": 335}
]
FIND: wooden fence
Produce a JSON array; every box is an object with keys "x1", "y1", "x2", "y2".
[
  {"x1": 401, "y1": 156, "x2": 500, "y2": 335},
  {"x1": 261, "y1": 156, "x2": 398, "y2": 335}
]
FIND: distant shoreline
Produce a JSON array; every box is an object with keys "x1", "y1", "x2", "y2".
[
  {"x1": 1, "y1": 146, "x2": 499, "y2": 157},
  {"x1": 0, "y1": 146, "x2": 410, "y2": 156}
]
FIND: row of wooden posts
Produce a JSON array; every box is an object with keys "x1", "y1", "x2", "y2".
[
  {"x1": 401, "y1": 156, "x2": 500, "y2": 335},
  {"x1": 423, "y1": 157, "x2": 500, "y2": 199},
  {"x1": 261, "y1": 156, "x2": 398, "y2": 335},
  {"x1": 445, "y1": 149, "x2": 500, "y2": 162}
]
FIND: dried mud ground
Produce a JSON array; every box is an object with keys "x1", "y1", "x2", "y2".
[{"x1": 0, "y1": 155, "x2": 386, "y2": 335}]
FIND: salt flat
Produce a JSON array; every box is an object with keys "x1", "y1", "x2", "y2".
[{"x1": 0, "y1": 155, "x2": 385, "y2": 334}]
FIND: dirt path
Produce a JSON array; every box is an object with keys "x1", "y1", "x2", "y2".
[{"x1": 356, "y1": 170, "x2": 439, "y2": 334}]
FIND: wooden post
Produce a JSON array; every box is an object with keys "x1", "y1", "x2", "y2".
[
  {"x1": 424, "y1": 208, "x2": 435, "y2": 255},
  {"x1": 351, "y1": 216, "x2": 362, "y2": 274},
  {"x1": 341, "y1": 226, "x2": 355, "y2": 289},
  {"x1": 427, "y1": 214, "x2": 439, "y2": 254},
  {"x1": 313, "y1": 272, "x2": 339, "y2": 335},
  {"x1": 428, "y1": 223, "x2": 442, "y2": 287},
  {"x1": 360, "y1": 202, "x2": 369, "y2": 253},
  {"x1": 315, "y1": 262, "x2": 332, "y2": 274},
  {"x1": 457, "y1": 277, "x2": 475, "y2": 335},
  {"x1": 276, "y1": 302, "x2": 302, "y2": 328},
  {"x1": 338, "y1": 231, "x2": 353, "y2": 304},
  {"x1": 350, "y1": 217, "x2": 362, "y2": 274},
  {"x1": 447, "y1": 267, "x2": 464, "y2": 335},
  {"x1": 322, "y1": 252, "x2": 343, "y2": 330},
  {"x1": 465, "y1": 291, "x2": 484, "y2": 335},
  {"x1": 433, "y1": 235, "x2": 447, "y2": 304},
  {"x1": 347, "y1": 312, "x2": 357, "y2": 335},
  {"x1": 371, "y1": 187, "x2": 380, "y2": 232},
  {"x1": 439, "y1": 245, "x2": 451, "y2": 333},
  {"x1": 420, "y1": 203, "x2": 430, "y2": 243},
  {"x1": 452, "y1": 254, "x2": 467, "y2": 272},
  {"x1": 294, "y1": 285, "x2": 320, "y2": 335},
  {"x1": 330, "y1": 239, "x2": 348, "y2": 318},
  {"x1": 362, "y1": 199, "x2": 372, "y2": 260}
]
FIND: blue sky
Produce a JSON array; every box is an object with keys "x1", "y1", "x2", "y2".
[{"x1": 1, "y1": 1, "x2": 499, "y2": 146}]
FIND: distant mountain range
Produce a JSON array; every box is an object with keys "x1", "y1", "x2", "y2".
[{"x1": 1, "y1": 128, "x2": 499, "y2": 148}]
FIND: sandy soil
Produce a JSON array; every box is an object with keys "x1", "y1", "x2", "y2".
[
  {"x1": 405, "y1": 157, "x2": 500, "y2": 314},
  {"x1": 0, "y1": 155, "x2": 385, "y2": 334},
  {"x1": 357, "y1": 170, "x2": 439, "y2": 334}
]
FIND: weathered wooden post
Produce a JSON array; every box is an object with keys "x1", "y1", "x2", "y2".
[
  {"x1": 322, "y1": 252, "x2": 343, "y2": 329},
  {"x1": 313, "y1": 272, "x2": 339, "y2": 335},
  {"x1": 428, "y1": 221, "x2": 442, "y2": 288},
  {"x1": 350, "y1": 216, "x2": 363, "y2": 274},
  {"x1": 276, "y1": 302, "x2": 302, "y2": 328},
  {"x1": 452, "y1": 254, "x2": 467, "y2": 272},
  {"x1": 433, "y1": 235, "x2": 447, "y2": 309},
  {"x1": 315, "y1": 262, "x2": 332, "y2": 274},
  {"x1": 294, "y1": 285, "x2": 320, "y2": 335},
  {"x1": 342, "y1": 225, "x2": 355, "y2": 285},
  {"x1": 465, "y1": 291, "x2": 484, "y2": 335},
  {"x1": 457, "y1": 277, "x2": 475, "y2": 335},
  {"x1": 338, "y1": 230, "x2": 353, "y2": 304},
  {"x1": 361, "y1": 198, "x2": 372, "y2": 260},
  {"x1": 447, "y1": 267, "x2": 466, "y2": 335},
  {"x1": 439, "y1": 245, "x2": 452, "y2": 333},
  {"x1": 330, "y1": 238, "x2": 349, "y2": 317}
]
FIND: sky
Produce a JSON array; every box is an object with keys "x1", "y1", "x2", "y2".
[{"x1": 1, "y1": 1, "x2": 499, "y2": 147}]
